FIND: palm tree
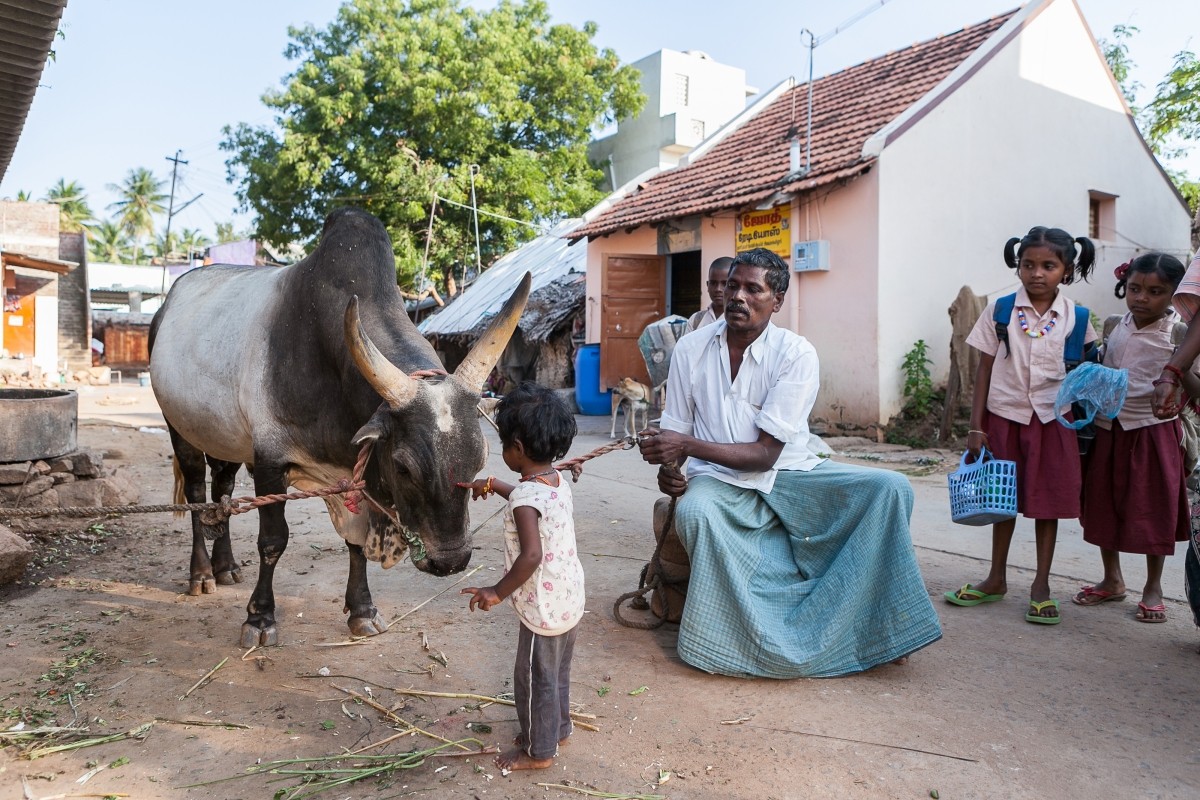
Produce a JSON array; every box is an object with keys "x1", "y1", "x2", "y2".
[
  {"x1": 107, "y1": 167, "x2": 167, "y2": 263},
  {"x1": 89, "y1": 220, "x2": 131, "y2": 263},
  {"x1": 42, "y1": 178, "x2": 94, "y2": 233},
  {"x1": 177, "y1": 228, "x2": 211, "y2": 261},
  {"x1": 14, "y1": 189, "x2": 32, "y2": 201},
  {"x1": 215, "y1": 221, "x2": 238, "y2": 243}
]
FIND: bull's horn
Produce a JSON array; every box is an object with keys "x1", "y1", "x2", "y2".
[
  {"x1": 344, "y1": 295, "x2": 419, "y2": 408},
  {"x1": 455, "y1": 272, "x2": 531, "y2": 390}
]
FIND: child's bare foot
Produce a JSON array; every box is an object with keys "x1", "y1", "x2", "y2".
[
  {"x1": 495, "y1": 748, "x2": 554, "y2": 771},
  {"x1": 513, "y1": 734, "x2": 570, "y2": 747}
]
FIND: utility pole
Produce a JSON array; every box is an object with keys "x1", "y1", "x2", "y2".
[{"x1": 159, "y1": 150, "x2": 203, "y2": 297}]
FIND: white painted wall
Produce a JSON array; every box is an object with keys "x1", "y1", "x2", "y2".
[
  {"x1": 874, "y1": 0, "x2": 1191, "y2": 422},
  {"x1": 33, "y1": 295, "x2": 58, "y2": 375},
  {"x1": 589, "y1": 50, "x2": 752, "y2": 191}
]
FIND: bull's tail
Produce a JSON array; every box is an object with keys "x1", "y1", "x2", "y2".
[{"x1": 172, "y1": 457, "x2": 187, "y2": 519}]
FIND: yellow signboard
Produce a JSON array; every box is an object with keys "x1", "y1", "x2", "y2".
[{"x1": 735, "y1": 203, "x2": 791, "y2": 257}]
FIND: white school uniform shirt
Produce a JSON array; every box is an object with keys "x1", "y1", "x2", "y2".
[
  {"x1": 659, "y1": 319, "x2": 824, "y2": 494},
  {"x1": 1097, "y1": 310, "x2": 1187, "y2": 430},
  {"x1": 503, "y1": 478, "x2": 585, "y2": 636},
  {"x1": 966, "y1": 287, "x2": 1098, "y2": 424},
  {"x1": 684, "y1": 305, "x2": 719, "y2": 334}
]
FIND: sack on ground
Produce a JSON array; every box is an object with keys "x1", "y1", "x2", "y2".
[{"x1": 648, "y1": 497, "x2": 691, "y2": 623}]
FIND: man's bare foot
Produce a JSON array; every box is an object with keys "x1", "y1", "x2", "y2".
[
  {"x1": 495, "y1": 748, "x2": 554, "y2": 772},
  {"x1": 892, "y1": 656, "x2": 908, "y2": 665}
]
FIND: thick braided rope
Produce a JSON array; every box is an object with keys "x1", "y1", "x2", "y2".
[{"x1": 554, "y1": 435, "x2": 638, "y2": 481}]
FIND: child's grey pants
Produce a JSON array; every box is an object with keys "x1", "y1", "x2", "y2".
[{"x1": 514, "y1": 623, "x2": 578, "y2": 759}]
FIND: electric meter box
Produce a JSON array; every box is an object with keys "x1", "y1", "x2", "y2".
[{"x1": 792, "y1": 240, "x2": 830, "y2": 272}]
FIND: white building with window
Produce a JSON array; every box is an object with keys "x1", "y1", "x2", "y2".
[{"x1": 588, "y1": 49, "x2": 757, "y2": 192}]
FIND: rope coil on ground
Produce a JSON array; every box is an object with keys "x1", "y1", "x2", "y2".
[{"x1": 613, "y1": 494, "x2": 682, "y2": 630}]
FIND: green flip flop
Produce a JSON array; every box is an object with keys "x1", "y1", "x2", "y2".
[
  {"x1": 1025, "y1": 598, "x2": 1062, "y2": 625},
  {"x1": 944, "y1": 584, "x2": 1005, "y2": 607}
]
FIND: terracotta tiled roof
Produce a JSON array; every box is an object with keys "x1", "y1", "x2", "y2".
[{"x1": 572, "y1": 10, "x2": 1016, "y2": 240}]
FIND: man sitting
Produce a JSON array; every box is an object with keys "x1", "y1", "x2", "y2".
[{"x1": 639, "y1": 248, "x2": 941, "y2": 678}]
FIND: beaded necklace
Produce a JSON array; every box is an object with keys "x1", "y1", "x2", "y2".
[
  {"x1": 520, "y1": 468, "x2": 559, "y2": 486},
  {"x1": 1016, "y1": 307, "x2": 1057, "y2": 338}
]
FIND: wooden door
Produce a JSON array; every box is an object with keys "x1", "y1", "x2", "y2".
[
  {"x1": 601, "y1": 254, "x2": 665, "y2": 388},
  {"x1": 3, "y1": 288, "x2": 36, "y2": 358}
]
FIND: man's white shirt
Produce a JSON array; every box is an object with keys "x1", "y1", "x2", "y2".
[{"x1": 660, "y1": 320, "x2": 824, "y2": 493}]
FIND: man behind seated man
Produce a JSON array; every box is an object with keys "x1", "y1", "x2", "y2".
[
  {"x1": 683, "y1": 256, "x2": 733, "y2": 334},
  {"x1": 639, "y1": 248, "x2": 941, "y2": 678}
]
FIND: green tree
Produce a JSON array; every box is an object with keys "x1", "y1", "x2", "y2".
[
  {"x1": 42, "y1": 178, "x2": 94, "y2": 233},
  {"x1": 1098, "y1": 24, "x2": 1140, "y2": 110},
  {"x1": 89, "y1": 220, "x2": 131, "y2": 263},
  {"x1": 13, "y1": 190, "x2": 31, "y2": 201},
  {"x1": 1101, "y1": 27, "x2": 1200, "y2": 244},
  {"x1": 107, "y1": 167, "x2": 167, "y2": 263},
  {"x1": 215, "y1": 222, "x2": 239, "y2": 243},
  {"x1": 221, "y1": 0, "x2": 643, "y2": 287},
  {"x1": 177, "y1": 228, "x2": 211, "y2": 260}
]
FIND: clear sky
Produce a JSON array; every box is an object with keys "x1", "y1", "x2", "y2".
[{"x1": 2, "y1": 0, "x2": 1196, "y2": 240}]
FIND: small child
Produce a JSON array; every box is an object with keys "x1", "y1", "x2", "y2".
[
  {"x1": 946, "y1": 226, "x2": 1096, "y2": 624},
  {"x1": 457, "y1": 381, "x2": 584, "y2": 772},
  {"x1": 1075, "y1": 253, "x2": 1191, "y2": 622}
]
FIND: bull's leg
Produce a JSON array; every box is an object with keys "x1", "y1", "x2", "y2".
[
  {"x1": 345, "y1": 543, "x2": 387, "y2": 637},
  {"x1": 169, "y1": 426, "x2": 221, "y2": 596},
  {"x1": 242, "y1": 462, "x2": 289, "y2": 648},
  {"x1": 205, "y1": 456, "x2": 243, "y2": 586}
]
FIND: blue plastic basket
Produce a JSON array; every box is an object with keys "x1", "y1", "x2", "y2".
[{"x1": 947, "y1": 447, "x2": 1017, "y2": 526}]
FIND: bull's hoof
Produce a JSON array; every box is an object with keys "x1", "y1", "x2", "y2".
[
  {"x1": 347, "y1": 612, "x2": 388, "y2": 637},
  {"x1": 240, "y1": 622, "x2": 278, "y2": 648},
  {"x1": 215, "y1": 568, "x2": 242, "y2": 586},
  {"x1": 189, "y1": 576, "x2": 217, "y2": 596}
]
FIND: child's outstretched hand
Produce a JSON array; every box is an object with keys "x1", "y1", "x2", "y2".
[
  {"x1": 456, "y1": 478, "x2": 493, "y2": 500},
  {"x1": 462, "y1": 586, "x2": 502, "y2": 611}
]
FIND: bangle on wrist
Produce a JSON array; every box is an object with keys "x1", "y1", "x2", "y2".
[
  {"x1": 1152, "y1": 378, "x2": 1180, "y2": 387},
  {"x1": 1162, "y1": 364, "x2": 1185, "y2": 380},
  {"x1": 482, "y1": 476, "x2": 494, "y2": 497},
  {"x1": 968, "y1": 429, "x2": 988, "y2": 437}
]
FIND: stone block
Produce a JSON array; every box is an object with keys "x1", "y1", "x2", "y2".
[
  {"x1": 0, "y1": 475, "x2": 54, "y2": 502},
  {"x1": 11, "y1": 488, "x2": 60, "y2": 509},
  {"x1": 33, "y1": 460, "x2": 50, "y2": 475},
  {"x1": 0, "y1": 462, "x2": 34, "y2": 485},
  {"x1": 48, "y1": 457, "x2": 73, "y2": 473},
  {"x1": 53, "y1": 479, "x2": 104, "y2": 508},
  {"x1": 51, "y1": 472, "x2": 76, "y2": 485},
  {"x1": 99, "y1": 468, "x2": 139, "y2": 506},
  {"x1": 71, "y1": 448, "x2": 104, "y2": 478},
  {"x1": 0, "y1": 524, "x2": 34, "y2": 585}
]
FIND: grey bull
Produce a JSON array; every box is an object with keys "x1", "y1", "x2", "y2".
[{"x1": 149, "y1": 208, "x2": 530, "y2": 647}]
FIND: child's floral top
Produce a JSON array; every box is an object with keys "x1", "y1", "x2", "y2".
[{"x1": 503, "y1": 478, "x2": 585, "y2": 635}]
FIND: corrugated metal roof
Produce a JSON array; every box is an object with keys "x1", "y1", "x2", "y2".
[
  {"x1": 419, "y1": 218, "x2": 586, "y2": 337},
  {"x1": 0, "y1": 1, "x2": 69, "y2": 183}
]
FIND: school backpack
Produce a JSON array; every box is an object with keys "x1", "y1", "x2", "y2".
[
  {"x1": 1100, "y1": 313, "x2": 1200, "y2": 473},
  {"x1": 993, "y1": 293, "x2": 1096, "y2": 452},
  {"x1": 992, "y1": 293, "x2": 1094, "y2": 368}
]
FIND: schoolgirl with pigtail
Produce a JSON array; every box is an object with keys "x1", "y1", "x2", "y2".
[
  {"x1": 1075, "y1": 253, "x2": 1192, "y2": 623},
  {"x1": 945, "y1": 226, "x2": 1097, "y2": 625}
]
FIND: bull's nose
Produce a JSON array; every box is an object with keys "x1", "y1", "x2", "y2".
[{"x1": 420, "y1": 549, "x2": 472, "y2": 577}]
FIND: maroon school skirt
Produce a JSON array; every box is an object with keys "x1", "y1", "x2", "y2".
[
  {"x1": 1082, "y1": 419, "x2": 1189, "y2": 555},
  {"x1": 984, "y1": 410, "x2": 1081, "y2": 519}
]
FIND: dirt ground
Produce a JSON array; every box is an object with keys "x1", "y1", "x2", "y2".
[{"x1": 2, "y1": 392, "x2": 1199, "y2": 800}]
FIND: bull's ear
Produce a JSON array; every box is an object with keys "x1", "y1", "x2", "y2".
[{"x1": 352, "y1": 417, "x2": 386, "y2": 447}]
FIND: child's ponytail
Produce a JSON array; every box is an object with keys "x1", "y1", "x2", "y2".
[
  {"x1": 1003, "y1": 237, "x2": 1021, "y2": 270},
  {"x1": 1073, "y1": 236, "x2": 1096, "y2": 284}
]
